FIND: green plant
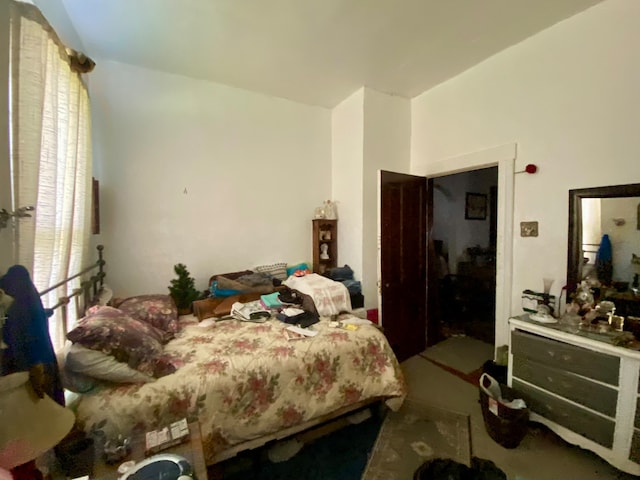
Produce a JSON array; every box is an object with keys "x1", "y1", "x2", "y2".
[{"x1": 168, "y1": 263, "x2": 200, "y2": 311}]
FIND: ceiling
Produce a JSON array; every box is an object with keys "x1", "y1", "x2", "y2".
[{"x1": 37, "y1": 0, "x2": 603, "y2": 108}]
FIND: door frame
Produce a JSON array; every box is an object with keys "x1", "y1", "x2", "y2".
[{"x1": 413, "y1": 143, "x2": 516, "y2": 355}]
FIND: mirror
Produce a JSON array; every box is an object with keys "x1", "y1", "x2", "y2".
[{"x1": 567, "y1": 183, "x2": 640, "y2": 300}]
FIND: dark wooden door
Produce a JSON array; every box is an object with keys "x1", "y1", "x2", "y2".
[{"x1": 380, "y1": 171, "x2": 430, "y2": 362}]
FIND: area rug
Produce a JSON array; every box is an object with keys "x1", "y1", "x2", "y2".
[
  {"x1": 210, "y1": 412, "x2": 384, "y2": 480},
  {"x1": 420, "y1": 336, "x2": 494, "y2": 374},
  {"x1": 210, "y1": 400, "x2": 472, "y2": 480},
  {"x1": 362, "y1": 399, "x2": 471, "y2": 480}
]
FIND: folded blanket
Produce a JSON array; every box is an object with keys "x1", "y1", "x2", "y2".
[{"x1": 283, "y1": 274, "x2": 351, "y2": 316}]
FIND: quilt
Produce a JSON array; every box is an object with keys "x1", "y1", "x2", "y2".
[{"x1": 70, "y1": 314, "x2": 406, "y2": 464}]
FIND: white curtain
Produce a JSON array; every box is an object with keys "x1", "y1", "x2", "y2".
[{"x1": 9, "y1": 1, "x2": 93, "y2": 350}]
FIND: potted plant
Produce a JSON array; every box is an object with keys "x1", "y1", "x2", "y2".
[{"x1": 168, "y1": 263, "x2": 200, "y2": 315}]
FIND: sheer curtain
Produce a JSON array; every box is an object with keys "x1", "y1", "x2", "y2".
[{"x1": 9, "y1": 1, "x2": 93, "y2": 349}]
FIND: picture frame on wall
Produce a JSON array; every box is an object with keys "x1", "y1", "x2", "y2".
[{"x1": 465, "y1": 192, "x2": 487, "y2": 220}]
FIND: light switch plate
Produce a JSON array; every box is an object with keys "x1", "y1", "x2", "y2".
[{"x1": 520, "y1": 221, "x2": 538, "y2": 237}]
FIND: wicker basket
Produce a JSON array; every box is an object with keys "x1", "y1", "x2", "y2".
[{"x1": 479, "y1": 380, "x2": 529, "y2": 449}]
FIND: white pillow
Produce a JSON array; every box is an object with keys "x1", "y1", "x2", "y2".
[
  {"x1": 255, "y1": 262, "x2": 288, "y2": 281},
  {"x1": 65, "y1": 343, "x2": 155, "y2": 384}
]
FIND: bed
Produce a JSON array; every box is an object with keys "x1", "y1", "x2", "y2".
[{"x1": 44, "y1": 246, "x2": 407, "y2": 465}]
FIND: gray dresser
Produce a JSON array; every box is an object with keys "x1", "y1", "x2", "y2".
[{"x1": 509, "y1": 315, "x2": 640, "y2": 475}]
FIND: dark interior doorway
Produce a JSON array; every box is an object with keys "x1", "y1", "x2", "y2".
[{"x1": 431, "y1": 167, "x2": 498, "y2": 345}]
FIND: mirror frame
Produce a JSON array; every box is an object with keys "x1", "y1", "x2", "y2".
[{"x1": 567, "y1": 182, "x2": 640, "y2": 295}]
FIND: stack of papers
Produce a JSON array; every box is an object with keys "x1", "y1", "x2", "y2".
[{"x1": 231, "y1": 300, "x2": 271, "y2": 323}]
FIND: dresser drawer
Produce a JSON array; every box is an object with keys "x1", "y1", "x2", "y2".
[
  {"x1": 511, "y1": 330, "x2": 619, "y2": 386},
  {"x1": 513, "y1": 356, "x2": 618, "y2": 417},
  {"x1": 513, "y1": 379, "x2": 615, "y2": 448}
]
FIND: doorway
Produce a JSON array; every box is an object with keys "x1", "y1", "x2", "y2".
[{"x1": 431, "y1": 167, "x2": 498, "y2": 345}]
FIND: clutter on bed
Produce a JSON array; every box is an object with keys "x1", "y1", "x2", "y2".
[
  {"x1": 39, "y1": 245, "x2": 405, "y2": 470},
  {"x1": 284, "y1": 273, "x2": 352, "y2": 316},
  {"x1": 322, "y1": 264, "x2": 364, "y2": 309},
  {"x1": 70, "y1": 314, "x2": 406, "y2": 466}
]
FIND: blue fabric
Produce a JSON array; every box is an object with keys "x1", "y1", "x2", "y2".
[
  {"x1": 342, "y1": 279, "x2": 362, "y2": 295},
  {"x1": 596, "y1": 234, "x2": 613, "y2": 285},
  {"x1": 210, "y1": 281, "x2": 241, "y2": 298},
  {"x1": 0, "y1": 265, "x2": 64, "y2": 405},
  {"x1": 326, "y1": 265, "x2": 354, "y2": 281},
  {"x1": 260, "y1": 292, "x2": 282, "y2": 308}
]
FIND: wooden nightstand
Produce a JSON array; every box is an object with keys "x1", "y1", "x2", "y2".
[{"x1": 91, "y1": 422, "x2": 208, "y2": 479}]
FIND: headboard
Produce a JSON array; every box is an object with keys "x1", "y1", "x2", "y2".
[{"x1": 40, "y1": 244, "x2": 106, "y2": 336}]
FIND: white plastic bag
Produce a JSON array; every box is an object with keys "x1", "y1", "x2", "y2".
[{"x1": 479, "y1": 373, "x2": 527, "y2": 416}]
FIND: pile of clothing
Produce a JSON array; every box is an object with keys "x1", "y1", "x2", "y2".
[
  {"x1": 260, "y1": 287, "x2": 319, "y2": 328},
  {"x1": 322, "y1": 265, "x2": 363, "y2": 309}
]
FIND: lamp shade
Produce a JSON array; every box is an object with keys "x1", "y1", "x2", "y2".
[{"x1": 0, "y1": 372, "x2": 75, "y2": 469}]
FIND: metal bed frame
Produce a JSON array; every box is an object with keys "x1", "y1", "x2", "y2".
[{"x1": 41, "y1": 245, "x2": 106, "y2": 336}]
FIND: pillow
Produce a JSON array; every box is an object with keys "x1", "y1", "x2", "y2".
[
  {"x1": 286, "y1": 263, "x2": 310, "y2": 277},
  {"x1": 255, "y1": 262, "x2": 288, "y2": 281},
  {"x1": 57, "y1": 345, "x2": 96, "y2": 393},
  {"x1": 65, "y1": 343, "x2": 155, "y2": 384},
  {"x1": 117, "y1": 294, "x2": 179, "y2": 334},
  {"x1": 67, "y1": 306, "x2": 172, "y2": 378}
]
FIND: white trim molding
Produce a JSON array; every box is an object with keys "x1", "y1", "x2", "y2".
[{"x1": 412, "y1": 143, "x2": 517, "y2": 356}]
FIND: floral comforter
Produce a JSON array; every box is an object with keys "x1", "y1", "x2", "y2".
[{"x1": 71, "y1": 315, "x2": 406, "y2": 464}]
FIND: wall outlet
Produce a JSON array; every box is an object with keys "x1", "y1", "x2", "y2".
[{"x1": 520, "y1": 221, "x2": 538, "y2": 237}]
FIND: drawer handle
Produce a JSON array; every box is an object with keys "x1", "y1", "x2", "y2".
[
  {"x1": 546, "y1": 376, "x2": 554, "y2": 383},
  {"x1": 547, "y1": 351, "x2": 555, "y2": 357},
  {"x1": 562, "y1": 354, "x2": 572, "y2": 361}
]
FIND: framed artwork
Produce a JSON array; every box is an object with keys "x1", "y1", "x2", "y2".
[{"x1": 465, "y1": 192, "x2": 487, "y2": 220}]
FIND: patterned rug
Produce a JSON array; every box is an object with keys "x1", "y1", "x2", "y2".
[
  {"x1": 209, "y1": 400, "x2": 474, "y2": 480},
  {"x1": 362, "y1": 399, "x2": 471, "y2": 480}
]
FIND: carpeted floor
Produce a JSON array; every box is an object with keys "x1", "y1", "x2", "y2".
[
  {"x1": 210, "y1": 399, "x2": 504, "y2": 480},
  {"x1": 420, "y1": 336, "x2": 494, "y2": 374}
]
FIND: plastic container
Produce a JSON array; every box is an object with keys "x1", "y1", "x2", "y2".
[{"x1": 479, "y1": 374, "x2": 529, "y2": 449}]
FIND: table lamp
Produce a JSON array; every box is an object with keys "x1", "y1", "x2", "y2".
[{"x1": 0, "y1": 371, "x2": 75, "y2": 474}]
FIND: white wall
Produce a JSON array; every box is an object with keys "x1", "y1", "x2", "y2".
[
  {"x1": 331, "y1": 88, "x2": 411, "y2": 310},
  {"x1": 0, "y1": 0, "x2": 11, "y2": 273},
  {"x1": 90, "y1": 61, "x2": 332, "y2": 296},
  {"x1": 331, "y1": 89, "x2": 364, "y2": 282},
  {"x1": 362, "y1": 88, "x2": 410, "y2": 308},
  {"x1": 411, "y1": 0, "x2": 640, "y2": 344}
]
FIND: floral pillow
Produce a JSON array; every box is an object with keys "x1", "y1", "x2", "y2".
[
  {"x1": 116, "y1": 294, "x2": 179, "y2": 334},
  {"x1": 67, "y1": 306, "x2": 175, "y2": 378}
]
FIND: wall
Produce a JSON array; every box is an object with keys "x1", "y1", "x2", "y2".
[
  {"x1": 411, "y1": 0, "x2": 640, "y2": 343},
  {"x1": 362, "y1": 88, "x2": 410, "y2": 308},
  {"x1": 0, "y1": 0, "x2": 11, "y2": 273},
  {"x1": 90, "y1": 61, "x2": 331, "y2": 296},
  {"x1": 331, "y1": 89, "x2": 364, "y2": 284},
  {"x1": 331, "y1": 88, "x2": 411, "y2": 309},
  {"x1": 433, "y1": 168, "x2": 497, "y2": 274}
]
